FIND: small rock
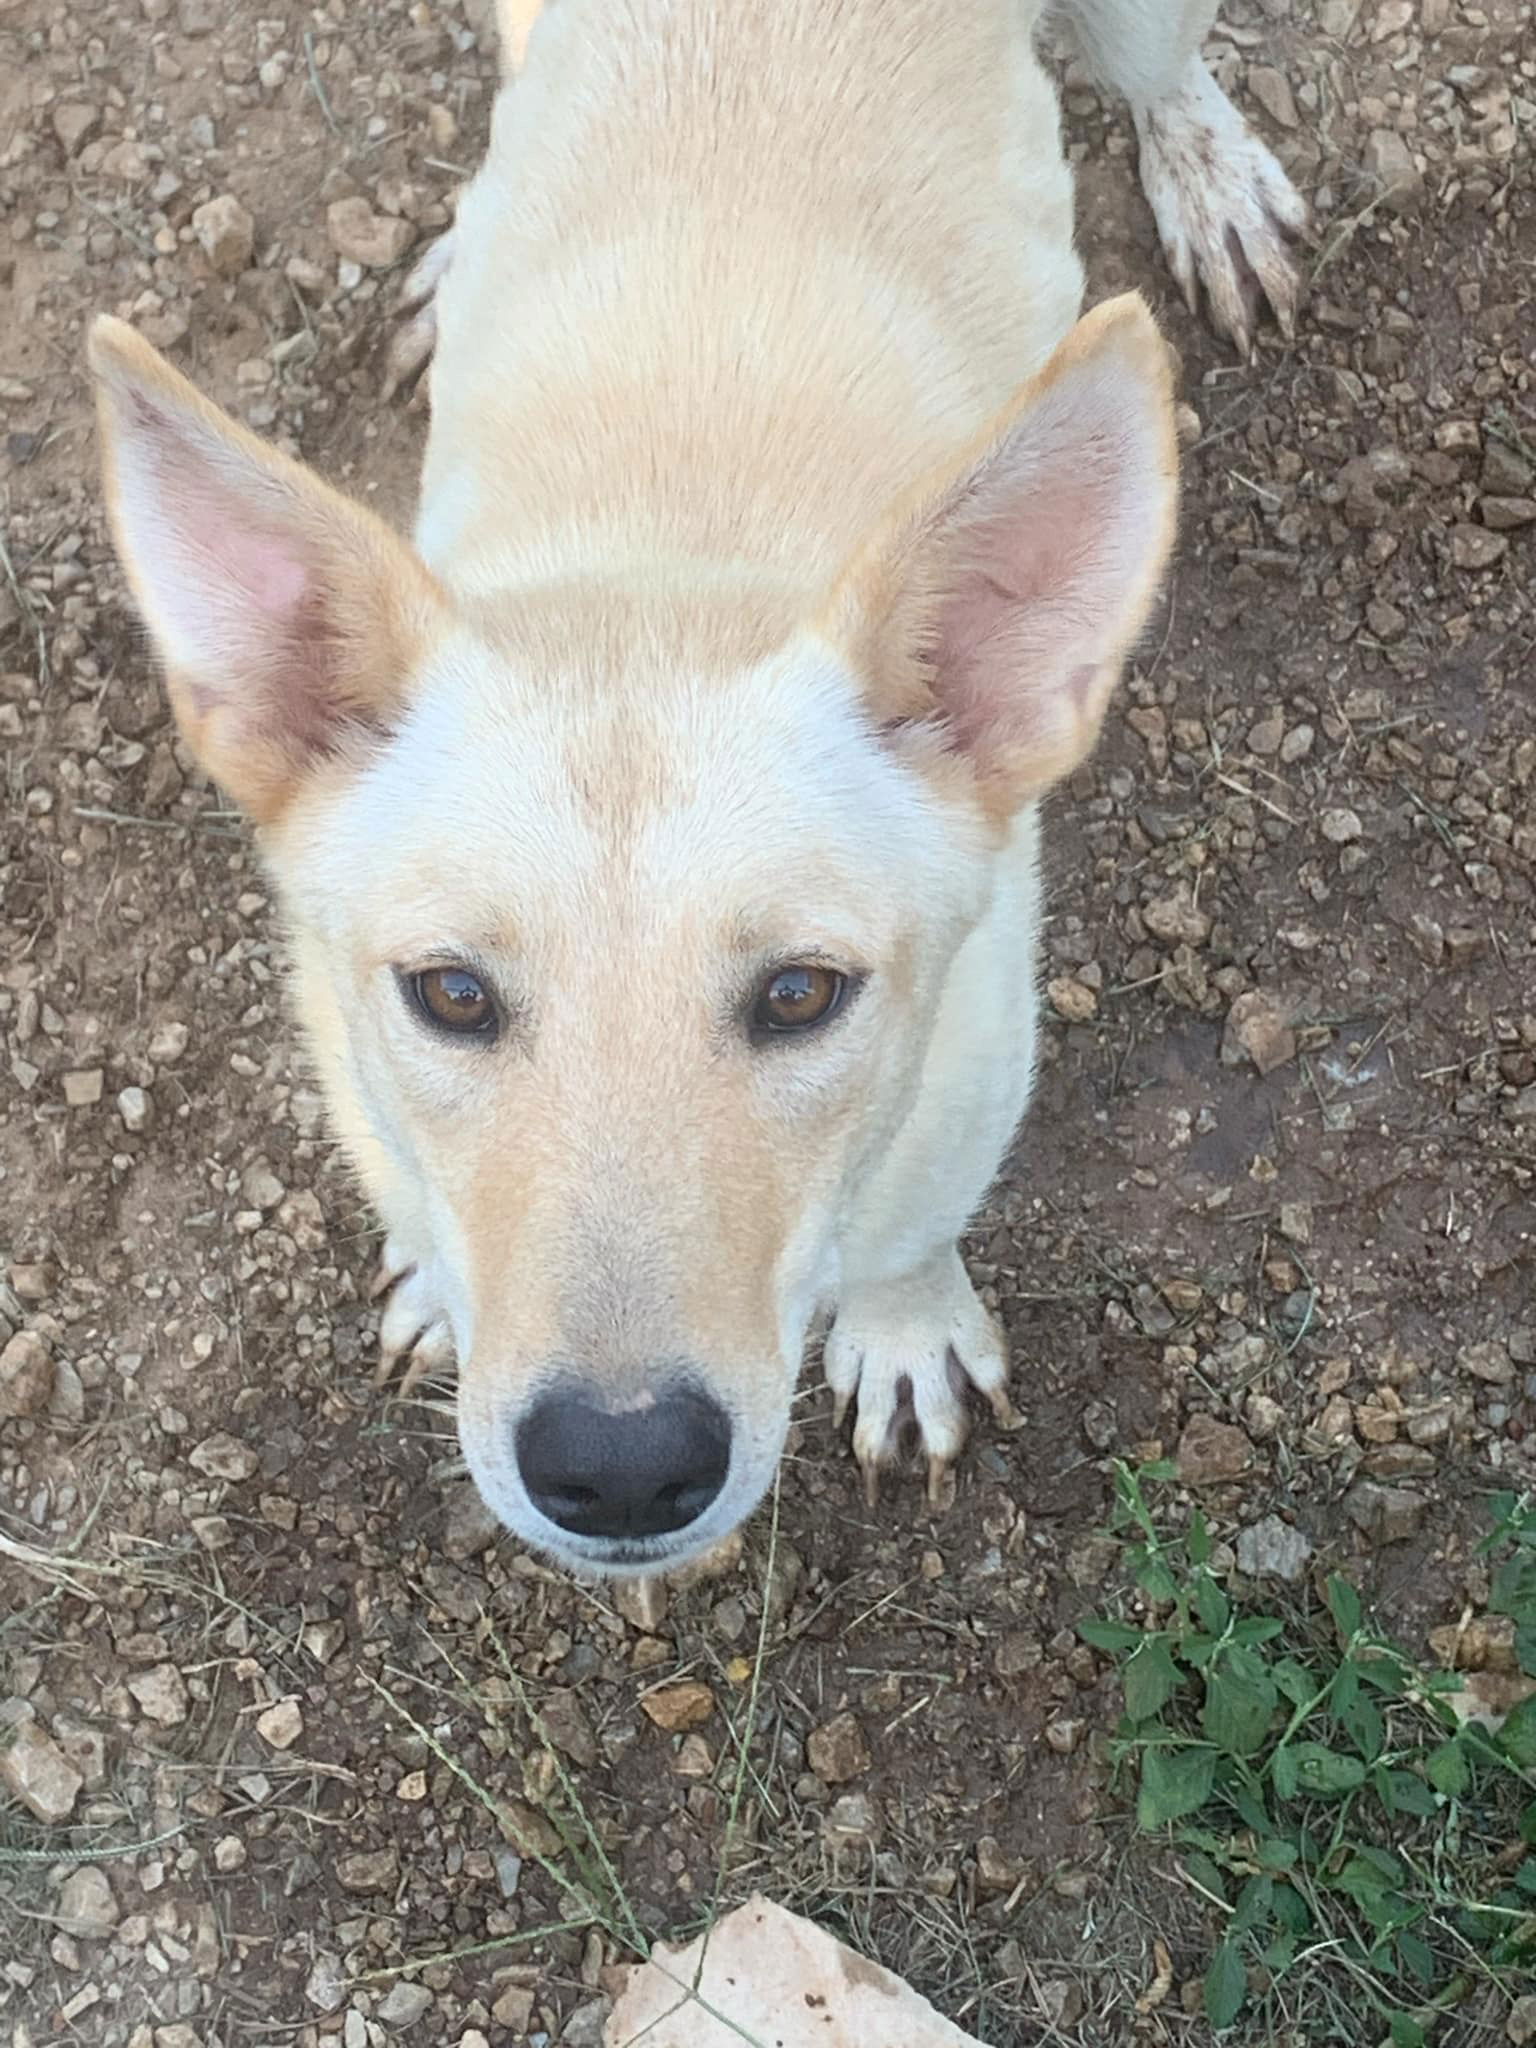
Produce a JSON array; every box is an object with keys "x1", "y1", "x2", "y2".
[
  {"x1": 0, "y1": 1699, "x2": 84, "y2": 1821},
  {"x1": 1246, "y1": 709, "x2": 1285, "y2": 756},
  {"x1": 612, "y1": 1574, "x2": 669, "y2": 1630},
  {"x1": 1480, "y1": 495, "x2": 1536, "y2": 531},
  {"x1": 377, "y1": 1982, "x2": 433, "y2": 2029},
  {"x1": 1344, "y1": 1480, "x2": 1426, "y2": 1545},
  {"x1": 1363, "y1": 128, "x2": 1423, "y2": 211},
  {"x1": 807, "y1": 1712, "x2": 871, "y2": 1784},
  {"x1": 212, "y1": 1835, "x2": 247, "y2": 1872},
  {"x1": 54, "y1": 1866, "x2": 118, "y2": 1939},
  {"x1": 1428, "y1": 1615, "x2": 1518, "y2": 1676},
  {"x1": 240, "y1": 1162, "x2": 285, "y2": 1211},
  {"x1": 63, "y1": 1068, "x2": 104, "y2": 1108},
  {"x1": 327, "y1": 197, "x2": 415, "y2": 269},
  {"x1": 117, "y1": 1086, "x2": 152, "y2": 1132},
  {"x1": 491, "y1": 1986, "x2": 535, "y2": 2031},
  {"x1": 1047, "y1": 975, "x2": 1097, "y2": 1023},
  {"x1": 128, "y1": 1664, "x2": 189, "y2": 1727},
  {"x1": 53, "y1": 103, "x2": 103, "y2": 154},
  {"x1": 822, "y1": 1791, "x2": 880, "y2": 1859},
  {"x1": 1320, "y1": 807, "x2": 1362, "y2": 845},
  {"x1": 1507, "y1": 1992, "x2": 1536, "y2": 2046},
  {"x1": 639, "y1": 1681, "x2": 715, "y2": 1733},
  {"x1": 1236, "y1": 1516, "x2": 1313, "y2": 1583},
  {"x1": 1176, "y1": 1413, "x2": 1253, "y2": 1485},
  {"x1": 0, "y1": 1327, "x2": 54, "y2": 1419},
  {"x1": 188, "y1": 1431, "x2": 259, "y2": 1481},
  {"x1": 538, "y1": 1689, "x2": 598, "y2": 1768},
  {"x1": 1221, "y1": 990, "x2": 1296, "y2": 1075},
  {"x1": 1449, "y1": 523, "x2": 1508, "y2": 571},
  {"x1": 442, "y1": 1481, "x2": 501, "y2": 1561},
  {"x1": 192, "y1": 194, "x2": 254, "y2": 277},
  {"x1": 305, "y1": 1955, "x2": 347, "y2": 2012},
  {"x1": 148, "y1": 1021, "x2": 190, "y2": 1063},
  {"x1": 177, "y1": 0, "x2": 218, "y2": 28},
  {"x1": 1459, "y1": 1340, "x2": 1513, "y2": 1385},
  {"x1": 257, "y1": 1697, "x2": 304, "y2": 1750},
  {"x1": 1044, "y1": 1717, "x2": 1084, "y2": 1755},
  {"x1": 561, "y1": 2002, "x2": 610, "y2": 2048},
  {"x1": 338, "y1": 1846, "x2": 400, "y2": 1894},
  {"x1": 975, "y1": 1835, "x2": 1025, "y2": 1895},
  {"x1": 671, "y1": 1732, "x2": 714, "y2": 1778},
  {"x1": 1248, "y1": 64, "x2": 1298, "y2": 128},
  {"x1": 1142, "y1": 892, "x2": 1211, "y2": 947}
]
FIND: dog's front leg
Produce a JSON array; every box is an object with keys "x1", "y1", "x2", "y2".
[{"x1": 1054, "y1": 0, "x2": 1307, "y2": 356}]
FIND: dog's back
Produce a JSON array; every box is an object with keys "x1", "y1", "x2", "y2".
[{"x1": 419, "y1": 0, "x2": 1083, "y2": 600}]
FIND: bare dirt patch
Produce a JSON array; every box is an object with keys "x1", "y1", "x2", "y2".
[{"x1": 2, "y1": 3, "x2": 1533, "y2": 2045}]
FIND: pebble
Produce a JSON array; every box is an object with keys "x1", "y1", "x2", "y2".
[
  {"x1": 1480, "y1": 496, "x2": 1536, "y2": 531},
  {"x1": 639, "y1": 1681, "x2": 715, "y2": 1733},
  {"x1": 117, "y1": 1086, "x2": 151, "y2": 1132},
  {"x1": 1362, "y1": 128, "x2": 1424, "y2": 211},
  {"x1": 305, "y1": 1956, "x2": 347, "y2": 2012},
  {"x1": 1344, "y1": 1480, "x2": 1427, "y2": 1544},
  {"x1": 53, "y1": 103, "x2": 103, "y2": 154},
  {"x1": 54, "y1": 1866, "x2": 119, "y2": 1939},
  {"x1": 337, "y1": 1846, "x2": 400, "y2": 1894},
  {"x1": 1220, "y1": 990, "x2": 1296, "y2": 1076},
  {"x1": 491, "y1": 1986, "x2": 535, "y2": 2031},
  {"x1": 1449, "y1": 523, "x2": 1508, "y2": 570},
  {"x1": 189, "y1": 1431, "x2": 259, "y2": 1481},
  {"x1": 1235, "y1": 1515, "x2": 1313, "y2": 1583},
  {"x1": 257, "y1": 1697, "x2": 304, "y2": 1749},
  {"x1": 212, "y1": 1835, "x2": 247, "y2": 1872},
  {"x1": 807, "y1": 1712, "x2": 871, "y2": 1784},
  {"x1": 0, "y1": 1327, "x2": 54, "y2": 1418},
  {"x1": 377, "y1": 1983, "x2": 434, "y2": 2028},
  {"x1": 0, "y1": 1699, "x2": 84, "y2": 1821},
  {"x1": 1320, "y1": 807, "x2": 1362, "y2": 845},
  {"x1": 327, "y1": 197, "x2": 416, "y2": 270},
  {"x1": 1247, "y1": 64, "x2": 1298, "y2": 128},
  {"x1": 148, "y1": 1021, "x2": 190, "y2": 1063},
  {"x1": 1175, "y1": 1413, "x2": 1253, "y2": 1485},
  {"x1": 63, "y1": 1068, "x2": 104, "y2": 1108},
  {"x1": 192, "y1": 194, "x2": 254, "y2": 277},
  {"x1": 1459, "y1": 1340, "x2": 1513, "y2": 1384},
  {"x1": 1508, "y1": 1993, "x2": 1536, "y2": 2046},
  {"x1": 538, "y1": 1689, "x2": 598, "y2": 1768},
  {"x1": 1047, "y1": 974, "x2": 1097, "y2": 1023},
  {"x1": 129, "y1": 1664, "x2": 189, "y2": 1727}
]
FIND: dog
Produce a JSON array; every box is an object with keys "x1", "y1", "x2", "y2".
[{"x1": 91, "y1": 0, "x2": 1303, "y2": 1581}]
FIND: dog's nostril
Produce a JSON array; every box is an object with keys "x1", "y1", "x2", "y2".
[{"x1": 515, "y1": 1383, "x2": 731, "y2": 1543}]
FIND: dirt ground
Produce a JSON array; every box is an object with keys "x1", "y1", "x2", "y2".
[{"x1": 1, "y1": 1, "x2": 1533, "y2": 2044}]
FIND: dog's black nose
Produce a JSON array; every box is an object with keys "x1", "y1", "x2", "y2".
[{"x1": 515, "y1": 1385, "x2": 731, "y2": 1540}]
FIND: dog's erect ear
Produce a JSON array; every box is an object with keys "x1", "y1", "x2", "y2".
[
  {"x1": 90, "y1": 317, "x2": 443, "y2": 825},
  {"x1": 823, "y1": 293, "x2": 1178, "y2": 807}
]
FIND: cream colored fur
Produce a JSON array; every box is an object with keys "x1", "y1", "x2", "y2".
[{"x1": 87, "y1": 0, "x2": 1308, "y2": 1578}]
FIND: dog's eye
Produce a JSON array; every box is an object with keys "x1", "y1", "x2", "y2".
[
  {"x1": 750, "y1": 965, "x2": 847, "y2": 1037},
  {"x1": 409, "y1": 966, "x2": 498, "y2": 1039}
]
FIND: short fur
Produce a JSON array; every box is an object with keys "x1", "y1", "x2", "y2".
[{"x1": 93, "y1": 0, "x2": 1302, "y2": 1577}]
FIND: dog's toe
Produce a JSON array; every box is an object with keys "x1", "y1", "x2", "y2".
[
  {"x1": 1134, "y1": 60, "x2": 1308, "y2": 358},
  {"x1": 382, "y1": 228, "x2": 456, "y2": 402},
  {"x1": 373, "y1": 1250, "x2": 457, "y2": 1390}
]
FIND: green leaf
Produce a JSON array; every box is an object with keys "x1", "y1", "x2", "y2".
[
  {"x1": 1232, "y1": 1784, "x2": 1271, "y2": 1836},
  {"x1": 1426, "y1": 1739, "x2": 1469, "y2": 1798},
  {"x1": 1125, "y1": 1638, "x2": 1183, "y2": 1722},
  {"x1": 1273, "y1": 1658, "x2": 1317, "y2": 1709},
  {"x1": 1396, "y1": 1929, "x2": 1436, "y2": 1987},
  {"x1": 1327, "y1": 1575, "x2": 1363, "y2": 1642},
  {"x1": 1078, "y1": 1618, "x2": 1146, "y2": 1653},
  {"x1": 1499, "y1": 1696, "x2": 1536, "y2": 1772},
  {"x1": 1180, "y1": 1849, "x2": 1230, "y2": 1907},
  {"x1": 1521, "y1": 1798, "x2": 1536, "y2": 1847},
  {"x1": 1342, "y1": 1692, "x2": 1385, "y2": 1762},
  {"x1": 1138, "y1": 1746, "x2": 1217, "y2": 1829},
  {"x1": 1513, "y1": 1856, "x2": 1536, "y2": 1896},
  {"x1": 1232, "y1": 1875, "x2": 1275, "y2": 1940},
  {"x1": 1194, "y1": 1574, "x2": 1231, "y2": 1636},
  {"x1": 1204, "y1": 1938, "x2": 1247, "y2": 2032},
  {"x1": 1388, "y1": 2015, "x2": 1426, "y2": 2048},
  {"x1": 1272, "y1": 1882, "x2": 1312, "y2": 1935},
  {"x1": 1189, "y1": 1507, "x2": 1212, "y2": 1567},
  {"x1": 1280, "y1": 1743, "x2": 1366, "y2": 1797},
  {"x1": 1334, "y1": 1660, "x2": 1360, "y2": 1716},
  {"x1": 1256, "y1": 1836, "x2": 1297, "y2": 1873},
  {"x1": 1203, "y1": 1650, "x2": 1278, "y2": 1758},
  {"x1": 1231, "y1": 1617, "x2": 1286, "y2": 1647},
  {"x1": 1375, "y1": 1768, "x2": 1437, "y2": 1818},
  {"x1": 1139, "y1": 1561, "x2": 1179, "y2": 1605}
]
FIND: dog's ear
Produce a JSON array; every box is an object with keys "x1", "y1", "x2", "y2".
[
  {"x1": 823, "y1": 293, "x2": 1178, "y2": 807},
  {"x1": 90, "y1": 317, "x2": 443, "y2": 825}
]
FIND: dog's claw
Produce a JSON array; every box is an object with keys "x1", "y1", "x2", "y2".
[
  {"x1": 372, "y1": 1241, "x2": 456, "y2": 1390},
  {"x1": 860, "y1": 1455, "x2": 882, "y2": 1510},
  {"x1": 383, "y1": 228, "x2": 456, "y2": 402},
  {"x1": 1135, "y1": 58, "x2": 1307, "y2": 358},
  {"x1": 926, "y1": 1456, "x2": 957, "y2": 1514}
]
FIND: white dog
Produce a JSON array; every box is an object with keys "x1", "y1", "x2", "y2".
[{"x1": 92, "y1": 0, "x2": 1302, "y2": 1579}]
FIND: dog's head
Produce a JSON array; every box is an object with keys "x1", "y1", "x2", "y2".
[{"x1": 92, "y1": 298, "x2": 1176, "y2": 1576}]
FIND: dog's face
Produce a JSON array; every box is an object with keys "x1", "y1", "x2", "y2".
[{"x1": 91, "y1": 298, "x2": 1175, "y2": 1575}]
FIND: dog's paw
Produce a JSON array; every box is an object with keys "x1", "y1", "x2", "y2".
[
  {"x1": 371, "y1": 1234, "x2": 456, "y2": 1391},
  {"x1": 823, "y1": 1253, "x2": 1022, "y2": 1509},
  {"x1": 382, "y1": 228, "x2": 456, "y2": 403},
  {"x1": 1134, "y1": 58, "x2": 1307, "y2": 359}
]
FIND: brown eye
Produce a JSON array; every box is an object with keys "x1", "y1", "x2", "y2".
[
  {"x1": 751, "y1": 964, "x2": 847, "y2": 1038},
  {"x1": 410, "y1": 966, "x2": 498, "y2": 1038}
]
